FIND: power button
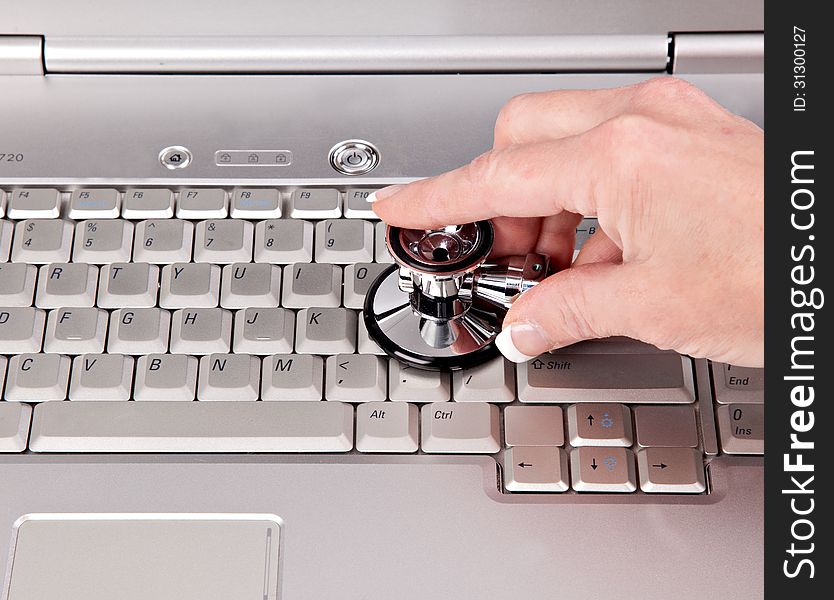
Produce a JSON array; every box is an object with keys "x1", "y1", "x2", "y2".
[{"x1": 329, "y1": 140, "x2": 380, "y2": 176}]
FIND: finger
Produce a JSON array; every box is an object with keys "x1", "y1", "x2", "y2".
[
  {"x1": 572, "y1": 229, "x2": 623, "y2": 267},
  {"x1": 494, "y1": 262, "x2": 650, "y2": 362},
  {"x1": 370, "y1": 137, "x2": 605, "y2": 229}
]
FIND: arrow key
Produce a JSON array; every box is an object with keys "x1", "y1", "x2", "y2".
[
  {"x1": 571, "y1": 447, "x2": 636, "y2": 492},
  {"x1": 567, "y1": 403, "x2": 632, "y2": 447},
  {"x1": 637, "y1": 447, "x2": 706, "y2": 493},
  {"x1": 503, "y1": 446, "x2": 569, "y2": 492}
]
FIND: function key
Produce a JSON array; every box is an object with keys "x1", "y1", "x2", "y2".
[
  {"x1": 344, "y1": 188, "x2": 378, "y2": 218},
  {"x1": 177, "y1": 188, "x2": 228, "y2": 219},
  {"x1": 290, "y1": 189, "x2": 341, "y2": 219},
  {"x1": 231, "y1": 188, "x2": 281, "y2": 219},
  {"x1": 0, "y1": 190, "x2": 5, "y2": 218},
  {"x1": 7, "y1": 188, "x2": 61, "y2": 219},
  {"x1": 68, "y1": 189, "x2": 120, "y2": 219},
  {"x1": 123, "y1": 188, "x2": 174, "y2": 219}
]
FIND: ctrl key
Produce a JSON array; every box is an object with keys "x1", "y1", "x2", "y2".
[{"x1": 421, "y1": 403, "x2": 500, "y2": 454}]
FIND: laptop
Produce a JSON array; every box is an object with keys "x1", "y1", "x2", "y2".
[{"x1": 1, "y1": 1, "x2": 764, "y2": 598}]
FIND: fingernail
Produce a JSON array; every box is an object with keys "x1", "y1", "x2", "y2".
[
  {"x1": 495, "y1": 321, "x2": 550, "y2": 363},
  {"x1": 367, "y1": 185, "x2": 404, "y2": 203}
]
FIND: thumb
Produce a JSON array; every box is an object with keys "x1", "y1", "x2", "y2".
[{"x1": 494, "y1": 262, "x2": 648, "y2": 362}]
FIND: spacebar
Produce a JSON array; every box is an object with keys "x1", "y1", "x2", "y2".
[{"x1": 29, "y1": 401, "x2": 354, "y2": 453}]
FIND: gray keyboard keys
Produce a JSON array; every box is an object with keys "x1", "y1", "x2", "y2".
[
  {"x1": 518, "y1": 353, "x2": 695, "y2": 403},
  {"x1": 717, "y1": 404, "x2": 764, "y2": 455},
  {"x1": 97, "y1": 263, "x2": 159, "y2": 308},
  {"x1": 0, "y1": 263, "x2": 37, "y2": 306},
  {"x1": 314, "y1": 219, "x2": 374, "y2": 263},
  {"x1": 134, "y1": 354, "x2": 198, "y2": 401},
  {"x1": 570, "y1": 447, "x2": 637, "y2": 493},
  {"x1": 374, "y1": 221, "x2": 394, "y2": 263},
  {"x1": 343, "y1": 263, "x2": 390, "y2": 309},
  {"x1": 254, "y1": 219, "x2": 313, "y2": 264},
  {"x1": 160, "y1": 263, "x2": 221, "y2": 308},
  {"x1": 133, "y1": 219, "x2": 194, "y2": 264},
  {"x1": 357, "y1": 316, "x2": 386, "y2": 355},
  {"x1": 233, "y1": 308, "x2": 294, "y2": 355},
  {"x1": 0, "y1": 401, "x2": 31, "y2": 452},
  {"x1": 356, "y1": 402, "x2": 419, "y2": 453},
  {"x1": 567, "y1": 403, "x2": 633, "y2": 447},
  {"x1": 194, "y1": 219, "x2": 253, "y2": 264},
  {"x1": 503, "y1": 446, "x2": 569, "y2": 492},
  {"x1": 0, "y1": 307, "x2": 46, "y2": 353},
  {"x1": 713, "y1": 363, "x2": 764, "y2": 404},
  {"x1": 637, "y1": 447, "x2": 706, "y2": 493},
  {"x1": 170, "y1": 308, "x2": 232, "y2": 354},
  {"x1": 261, "y1": 354, "x2": 324, "y2": 401},
  {"x1": 420, "y1": 402, "x2": 501, "y2": 454},
  {"x1": 295, "y1": 308, "x2": 356, "y2": 354},
  {"x1": 282, "y1": 263, "x2": 341, "y2": 308},
  {"x1": 0, "y1": 219, "x2": 11, "y2": 261},
  {"x1": 122, "y1": 188, "x2": 174, "y2": 219},
  {"x1": 198, "y1": 354, "x2": 260, "y2": 401},
  {"x1": 231, "y1": 188, "x2": 281, "y2": 218},
  {"x1": 504, "y1": 406, "x2": 564, "y2": 447},
  {"x1": 220, "y1": 263, "x2": 281, "y2": 308},
  {"x1": 108, "y1": 308, "x2": 171, "y2": 354},
  {"x1": 36, "y1": 263, "x2": 98, "y2": 308},
  {"x1": 453, "y1": 358, "x2": 515, "y2": 402},
  {"x1": 325, "y1": 354, "x2": 387, "y2": 402},
  {"x1": 29, "y1": 400, "x2": 354, "y2": 452},
  {"x1": 11, "y1": 219, "x2": 73, "y2": 264},
  {"x1": 344, "y1": 188, "x2": 377, "y2": 218},
  {"x1": 7, "y1": 188, "x2": 60, "y2": 219},
  {"x1": 388, "y1": 360, "x2": 450, "y2": 402},
  {"x1": 44, "y1": 307, "x2": 108, "y2": 354},
  {"x1": 4, "y1": 353, "x2": 71, "y2": 402},
  {"x1": 290, "y1": 188, "x2": 341, "y2": 218},
  {"x1": 68, "y1": 188, "x2": 120, "y2": 219},
  {"x1": 177, "y1": 188, "x2": 228, "y2": 219},
  {"x1": 72, "y1": 219, "x2": 133, "y2": 263},
  {"x1": 69, "y1": 354, "x2": 134, "y2": 401},
  {"x1": 633, "y1": 405, "x2": 698, "y2": 448}
]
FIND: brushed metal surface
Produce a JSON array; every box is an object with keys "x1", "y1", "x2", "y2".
[
  {"x1": 0, "y1": 36, "x2": 42, "y2": 76},
  {"x1": 673, "y1": 33, "x2": 764, "y2": 73}
]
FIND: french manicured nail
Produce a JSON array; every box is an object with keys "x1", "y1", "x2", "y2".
[
  {"x1": 495, "y1": 322, "x2": 550, "y2": 363},
  {"x1": 367, "y1": 185, "x2": 404, "y2": 203}
]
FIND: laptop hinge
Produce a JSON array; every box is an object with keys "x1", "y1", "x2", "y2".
[
  {"x1": 0, "y1": 36, "x2": 44, "y2": 75},
  {"x1": 42, "y1": 35, "x2": 670, "y2": 74},
  {"x1": 670, "y1": 32, "x2": 763, "y2": 73}
]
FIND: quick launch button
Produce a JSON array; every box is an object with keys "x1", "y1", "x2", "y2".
[{"x1": 329, "y1": 140, "x2": 380, "y2": 175}]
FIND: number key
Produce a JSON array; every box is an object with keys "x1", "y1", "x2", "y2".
[{"x1": 11, "y1": 219, "x2": 74, "y2": 264}]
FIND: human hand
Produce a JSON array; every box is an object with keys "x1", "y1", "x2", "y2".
[{"x1": 369, "y1": 77, "x2": 764, "y2": 367}]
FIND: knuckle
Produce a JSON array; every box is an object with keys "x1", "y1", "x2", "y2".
[
  {"x1": 593, "y1": 113, "x2": 659, "y2": 157},
  {"x1": 494, "y1": 93, "x2": 537, "y2": 144},
  {"x1": 634, "y1": 77, "x2": 714, "y2": 110},
  {"x1": 464, "y1": 150, "x2": 504, "y2": 189}
]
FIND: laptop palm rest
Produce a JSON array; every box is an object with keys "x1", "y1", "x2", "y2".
[{"x1": 4, "y1": 515, "x2": 282, "y2": 600}]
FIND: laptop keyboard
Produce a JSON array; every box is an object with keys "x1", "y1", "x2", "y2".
[{"x1": 0, "y1": 186, "x2": 764, "y2": 494}]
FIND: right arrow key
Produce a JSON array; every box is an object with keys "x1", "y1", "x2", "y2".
[{"x1": 637, "y1": 447, "x2": 706, "y2": 493}]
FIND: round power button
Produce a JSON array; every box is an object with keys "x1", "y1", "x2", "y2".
[{"x1": 329, "y1": 140, "x2": 380, "y2": 175}]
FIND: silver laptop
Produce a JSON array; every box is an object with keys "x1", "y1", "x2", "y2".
[{"x1": 1, "y1": 1, "x2": 764, "y2": 598}]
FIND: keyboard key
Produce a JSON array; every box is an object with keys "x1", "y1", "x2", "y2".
[
  {"x1": 633, "y1": 405, "x2": 698, "y2": 448},
  {"x1": 713, "y1": 363, "x2": 764, "y2": 404},
  {"x1": 314, "y1": 219, "x2": 374, "y2": 263},
  {"x1": 7, "y1": 188, "x2": 60, "y2": 219},
  {"x1": 11, "y1": 219, "x2": 74, "y2": 264},
  {"x1": 68, "y1": 354, "x2": 134, "y2": 401},
  {"x1": 503, "y1": 406, "x2": 564, "y2": 447},
  {"x1": 324, "y1": 354, "x2": 387, "y2": 402},
  {"x1": 295, "y1": 308, "x2": 356, "y2": 354},
  {"x1": 452, "y1": 358, "x2": 515, "y2": 402},
  {"x1": 518, "y1": 353, "x2": 695, "y2": 403},
  {"x1": 0, "y1": 219, "x2": 11, "y2": 261},
  {"x1": 343, "y1": 263, "x2": 390, "y2": 309},
  {"x1": 29, "y1": 400, "x2": 354, "y2": 452},
  {"x1": 503, "y1": 446, "x2": 569, "y2": 492},
  {"x1": 344, "y1": 188, "x2": 377, "y2": 218},
  {"x1": 233, "y1": 308, "x2": 294, "y2": 355},
  {"x1": 122, "y1": 188, "x2": 174, "y2": 219},
  {"x1": 4, "y1": 353, "x2": 71, "y2": 402},
  {"x1": 107, "y1": 308, "x2": 171, "y2": 354},
  {"x1": 254, "y1": 219, "x2": 313, "y2": 264},
  {"x1": 177, "y1": 188, "x2": 227, "y2": 219},
  {"x1": 420, "y1": 402, "x2": 500, "y2": 454},
  {"x1": 133, "y1": 219, "x2": 194, "y2": 264},
  {"x1": 35, "y1": 263, "x2": 98, "y2": 308},
  {"x1": 197, "y1": 354, "x2": 260, "y2": 401},
  {"x1": 357, "y1": 317, "x2": 386, "y2": 355},
  {"x1": 374, "y1": 221, "x2": 394, "y2": 263},
  {"x1": 388, "y1": 360, "x2": 450, "y2": 402},
  {"x1": 567, "y1": 403, "x2": 633, "y2": 447},
  {"x1": 44, "y1": 307, "x2": 108, "y2": 354},
  {"x1": 0, "y1": 263, "x2": 37, "y2": 306},
  {"x1": 282, "y1": 263, "x2": 341, "y2": 308},
  {"x1": 0, "y1": 401, "x2": 31, "y2": 453},
  {"x1": 170, "y1": 308, "x2": 232, "y2": 354},
  {"x1": 68, "y1": 188, "x2": 120, "y2": 219},
  {"x1": 134, "y1": 354, "x2": 198, "y2": 401},
  {"x1": 97, "y1": 263, "x2": 159, "y2": 308},
  {"x1": 261, "y1": 354, "x2": 324, "y2": 401},
  {"x1": 570, "y1": 447, "x2": 637, "y2": 493},
  {"x1": 356, "y1": 402, "x2": 419, "y2": 453},
  {"x1": 231, "y1": 188, "x2": 281, "y2": 218},
  {"x1": 0, "y1": 307, "x2": 46, "y2": 353},
  {"x1": 194, "y1": 219, "x2": 254, "y2": 264},
  {"x1": 637, "y1": 447, "x2": 706, "y2": 493},
  {"x1": 160, "y1": 263, "x2": 221, "y2": 308},
  {"x1": 716, "y1": 404, "x2": 764, "y2": 455},
  {"x1": 0, "y1": 192, "x2": 5, "y2": 218},
  {"x1": 72, "y1": 219, "x2": 133, "y2": 263},
  {"x1": 220, "y1": 263, "x2": 281, "y2": 308},
  {"x1": 290, "y1": 188, "x2": 341, "y2": 218}
]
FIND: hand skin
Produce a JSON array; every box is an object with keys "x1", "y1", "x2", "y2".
[{"x1": 370, "y1": 77, "x2": 764, "y2": 367}]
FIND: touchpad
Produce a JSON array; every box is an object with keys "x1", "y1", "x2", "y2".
[{"x1": 4, "y1": 515, "x2": 281, "y2": 600}]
